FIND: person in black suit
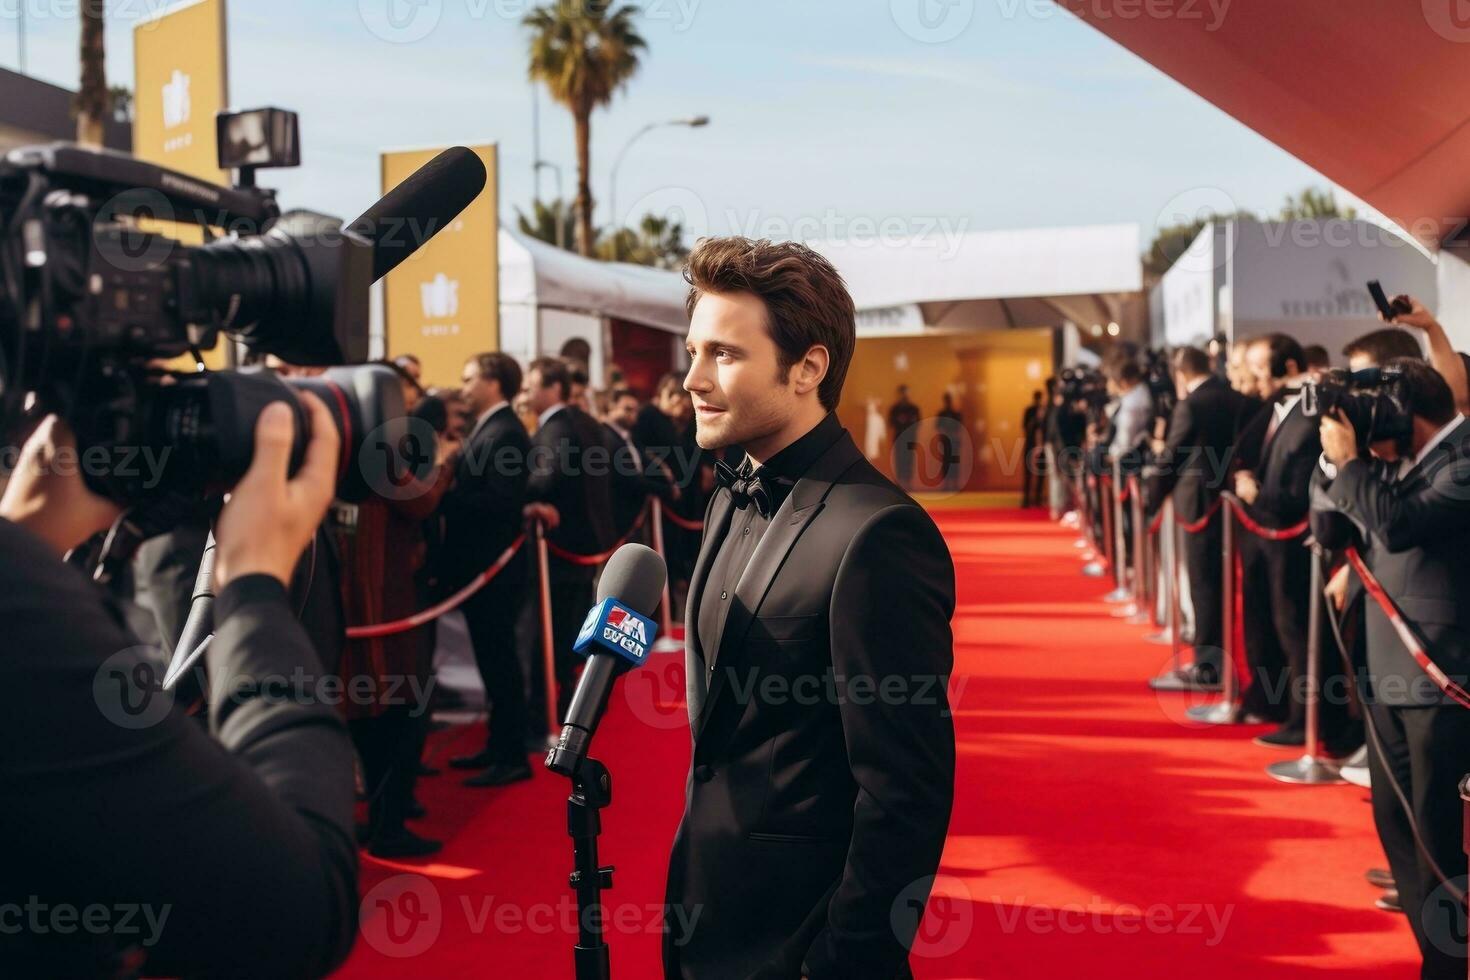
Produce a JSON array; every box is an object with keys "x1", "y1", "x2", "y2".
[
  {"x1": 664, "y1": 237, "x2": 956, "y2": 980},
  {"x1": 444, "y1": 352, "x2": 535, "y2": 787},
  {"x1": 1234, "y1": 334, "x2": 1355, "y2": 750},
  {"x1": 1152, "y1": 346, "x2": 1242, "y2": 685},
  {"x1": 520, "y1": 357, "x2": 618, "y2": 730},
  {"x1": 0, "y1": 402, "x2": 358, "y2": 977},
  {"x1": 1311, "y1": 357, "x2": 1470, "y2": 979}
]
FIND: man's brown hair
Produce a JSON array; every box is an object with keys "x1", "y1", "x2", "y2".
[
  {"x1": 683, "y1": 237, "x2": 856, "y2": 411},
  {"x1": 468, "y1": 352, "x2": 523, "y2": 401},
  {"x1": 528, "y1": 356, "x2": 571, "y2": 400}
]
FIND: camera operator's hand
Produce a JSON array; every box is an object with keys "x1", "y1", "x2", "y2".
[
  {"x1": 1234, "y1": 470, "x2": 1260, "y2": 505},
  {"x1": 1325, "y1": 564, "x2": 1350, "y2": 612},
  {"x1": 0, "y1": 414, "x2": 123, "y2": 555},
  {"x1": 1320, "y1": 409, "x2": 1359, "y2": 468},
  {"x1": 214, "y1": 395, "x2": 339, "y2": 588},
  {"x1": 1382, "y1": 293, "x2": 1434, "y2": 330}
]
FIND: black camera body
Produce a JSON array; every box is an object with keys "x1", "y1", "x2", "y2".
[
  {"x1": 0, "y1": 140, "x2": 403, "y2": 503},
  {"x1": 1302, "y1": 366, "x2": 1414, "y2": 452}
]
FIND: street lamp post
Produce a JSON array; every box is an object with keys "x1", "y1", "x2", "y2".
[{"x1": 608, "y1": 115, "x2": 708, "y2": 232}]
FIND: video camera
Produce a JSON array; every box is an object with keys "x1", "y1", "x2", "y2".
[
  {"x1": 1302, "y1": 365, "x2": 1414, "y2": 452},
  {"x1": 0, "y1": 109, "x2": 484, "y2": 506},
  {"x1": 1058, "y1": 367, "x2": 1107, "y2": 412}
]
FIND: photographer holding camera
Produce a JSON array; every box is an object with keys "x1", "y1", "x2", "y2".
[
  {"x1": 0, "y1": 398, "x2": 358, "y2": 977},
  {"x1": 1309, "y1": 357, "x2": 1470, "y2": 978}
]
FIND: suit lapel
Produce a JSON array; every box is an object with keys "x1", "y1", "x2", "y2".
[{"x1": 694, "y1": 434, "x2": 863, "y2": 741}]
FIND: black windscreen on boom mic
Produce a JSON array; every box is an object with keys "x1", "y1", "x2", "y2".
[
  {"x1": 347, "y1": 145, "x2": 488, "y2": 282},
  {"x1": 547, "y1": 544, "x2": 667, "y2": 777}
]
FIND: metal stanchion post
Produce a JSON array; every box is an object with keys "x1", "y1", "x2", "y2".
[
  {"x1": 535, "y1": 520, "x2": 560, "y2": 749},
  {"x1": 1149, "y1": 515, "x2": 1191, "y2": 689},
  {"x1": 1188, "y1": 496, "x2": 1242, "y2": 722},
  {"x1": 1144, "y1": 498, "x2": 1174, "y2": 644},
  {"x1": 648, "y1": 497, "x2": 681, "y2": 653},
  {"x1": 1103, "y1": 457, "x2": 1132, "y2": 603},
  {"x1": 1123, "y1": 478, "x2": 1150, "y2": 623},
  {"x1": 1267, "y1": 543, "x2": 1345, "y2": 784},
  {"x1": 1079, "y1": 468, "x2": 1106, "y2": 577}
]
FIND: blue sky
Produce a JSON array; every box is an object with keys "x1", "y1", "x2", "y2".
[{"x1": 4, "y1": 0, "x2": 1330, "y2": 247}]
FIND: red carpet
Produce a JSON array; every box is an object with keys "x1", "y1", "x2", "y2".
[{"x1": 338, "y1": 508, "x2": 1418, "y2": 978}]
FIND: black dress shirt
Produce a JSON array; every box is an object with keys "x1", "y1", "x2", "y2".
[{"x1": 695, "y1": 413, "x2": 845, "y2": 675}]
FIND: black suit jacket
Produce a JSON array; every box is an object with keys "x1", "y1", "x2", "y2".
[
  {"x1": 527, "y1": 405, "x2": 616, "y2": 579},
  {"x1": 602, "y1": 421, "x2": 673, "y2": 536},
  {"x1": 1155, "y1": 375, "x2": 1242, "y2": 523},
  {"x1": 665, "y1": 430, "x2": 956, "y2": 980},
  {"x1": 0, "y1": 520, "x2": 358, "y2": 977},
  {"x1": 1310, "y1": 422, "x2": 1470, "y2": 706},
  {"x1": 439, "y1": 405, "x2": 531, "y2": 593},
  {"x1": 1250, "y1": 395, "x2": 1321, "y2": 526}
]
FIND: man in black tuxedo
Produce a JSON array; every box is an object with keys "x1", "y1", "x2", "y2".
[
  {"x1": 521, "y1": 357, "x2": 617, "y2": 728},
  {"x1": 1310, "y1": 357, "x2": 1470, "y2": 978},
  {"x1": 1234, "y1": 334, "x2": 1355, "y2": 749},
  {"x1": 604, "y1": 386, "x2": 678, "y2": 538},
  {"x1": 663, "y1": 237, "x2": 956, "y2": 980},
  {"x1": 444, "y1": 352, "x2": 535, "y2": 787},
  {"x1": 1152, "y1": 346, "x2": 1242, "y2": 686}
]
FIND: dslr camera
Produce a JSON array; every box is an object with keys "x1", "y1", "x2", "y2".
[
  {"x1": 0, "y1": 107, "x2": 408, "y2": 509},
  {"x1": 1302, "y1": 365, "x2": 1414, "y2": 452}
]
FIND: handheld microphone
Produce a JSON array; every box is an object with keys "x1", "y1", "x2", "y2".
[
  {"x1": 546, "y1": 544, "x2": 667, "y2": 777},
  {"x1": 347, "y1": 145, "x2": 488, "y2": 282}
]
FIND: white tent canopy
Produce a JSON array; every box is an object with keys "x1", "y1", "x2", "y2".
[{"x1": 809, "y1": 223, "x2": 1143, "y2": 334}]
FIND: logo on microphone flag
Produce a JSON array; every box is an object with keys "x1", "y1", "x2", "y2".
[{"x1": 574, "y1": 598, "x2": 657, "y2": 665}]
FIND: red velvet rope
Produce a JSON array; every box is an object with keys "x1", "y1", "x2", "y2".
[
  {"x1": 661, "y1": 506, "x2": 706, "y2": 532},
  {"x1": 345, "y1": 533, "x2": 528, "y2": 639},
  {"x1": 1148, "y1": 507, "x2": 1166, "y2": 536},
  {"x1": 544, "y1": 497, "x2": 652, "y2": 565},
  {"x1": 1224, "y1": 498, "x2": 1309, "y2": 540},
  {"x1": 1175, "y1": 496, "x2": 1224, "y2": 535},
  {"x1": 1344, "y1": 546, "x2": 1470, "y2": 710}
]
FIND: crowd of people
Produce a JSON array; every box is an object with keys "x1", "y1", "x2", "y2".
[{"x1": 1035, "y1": 298, "x2": 1470, "y2": 978}]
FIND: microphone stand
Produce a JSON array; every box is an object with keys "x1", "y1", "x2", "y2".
[{"x1": 552, "y1": 753, "x2": 615, "y2": 980}]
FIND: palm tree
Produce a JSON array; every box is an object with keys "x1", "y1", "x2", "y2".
[
  {"x1": 516, "y1": 197, "x2": 582, "y2": 251},
  {"x1": 76, "y1": 0, "x2": 108, "y2": 147},
  {"x1": 524, "y1": 1, "x2": 646, "y2": 257},
  {"x1": 596, "y1": 211, "x2": 688, "y2": 268}
]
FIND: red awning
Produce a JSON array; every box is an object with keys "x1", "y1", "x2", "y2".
[{"x1": 1059, "y1": 0, "x2": 1470, "y2": 249}]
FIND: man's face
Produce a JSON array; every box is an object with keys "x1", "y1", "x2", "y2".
[
  {"x1": 684, "y1": 291, "x2": 797, "y2": 451},
  {"x1": 1246, "y1": 343, "x2": 1279, "y2": 399},
  {"x1": 460, "y1": 362, "x2": 496, "y2": 415},
  {"x1": 609, "y1": 395, "x2": 639, "y2": 430},
  {"x1": 522, "y1": 367, "x2": 562, "y2": 416}
]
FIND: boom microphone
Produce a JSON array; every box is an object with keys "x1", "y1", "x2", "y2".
[
  {"x1": 546, "y1": 544, "x2": 667, "y2": 777},
  {"x1": 347, "y1": 145, "x2": 488, "y2": 281}
]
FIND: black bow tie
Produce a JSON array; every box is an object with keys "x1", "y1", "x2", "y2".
[{"x1": 714, "y1": 459, "x2": 773, "y2": 517}]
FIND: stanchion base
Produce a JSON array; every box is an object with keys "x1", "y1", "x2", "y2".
[
  {"x1": 1148, "y1": 670, "x2": 1222, "y2": 693},
  {"x1": 1125, "y1": 609, "x2": 1152, "y2": 625},
  {"x1": 651, "y1": 636, "x2": 683, "y2": 653},
  {"x1": 1101, "y1": 587, "x2": 1133, "y2": 603},
  {"x1": 1185, "y1": 701, "x2": 1244, "y2": 724},
  {"x1": 1266, "y1": 755, "x2": 1345, "y2": 785},
  {"x1": 1143, "y1": 628, "x2": 1174, "y2": 645},
  {"x1": 1081, "y1": 561, "x2": 1107, "y2": 578},
  {"x1": 1110, "y1": 601, "x2": 1139, "y2": 618},
  {"x1": 1073, "y1": 538, "x2": 1089, "y2": 549}
]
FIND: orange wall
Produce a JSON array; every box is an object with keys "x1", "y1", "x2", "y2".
[{"x1": 837, "y1": 329, "x2": 1053, "y2": 491}]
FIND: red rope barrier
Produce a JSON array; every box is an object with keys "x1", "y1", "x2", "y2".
[
  {"x1": 544, "y1": 497, "x2": 651, "y2": 565},
  {"x1": 1343, "y1": 546, "x2": 1470, "y2": 710},
  {"x1": 661, "y1": 506, "x2": 705, "y2": 532},
  {"x1": 1175, "y1": 496, "x2": 1224, "y2": 535},
  {"x1": 1223, "y1": 498, "x2": 1309, "y2": 541},
  {"x1": 345, "y1": 533, "x2": 528, "y2": 639}
]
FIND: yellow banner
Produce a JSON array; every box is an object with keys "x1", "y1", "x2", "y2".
[
  {"x1": 134, "y1": 0, "x2": 229, "y2": 366},
  {"x1": 381, "y1": 144, "x2": 500, "y2": 389}
]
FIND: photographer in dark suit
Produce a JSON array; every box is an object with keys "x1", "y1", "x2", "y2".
[
  {"x1": 521, "y1": 357, "x2": 616, "y2": 729},
  {"x1": 0, "y1": 400, "x2": 357, "y2": 977},
  {"x1": 1310, "y1": 357, "x2": 1470, "y2": 979},
  {"x1": 442, "y1": 352, "x2": 534, "y2": 787},
  {"x1": 1234, "y1": 334, "x2": 1355, "y2": 750},
  {"x1": 1152, "y1": 346, "x2": 1242, "y2": 686},
  {"x1": 663, "y1": 238, "x2": 956, "y2": 980}
]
